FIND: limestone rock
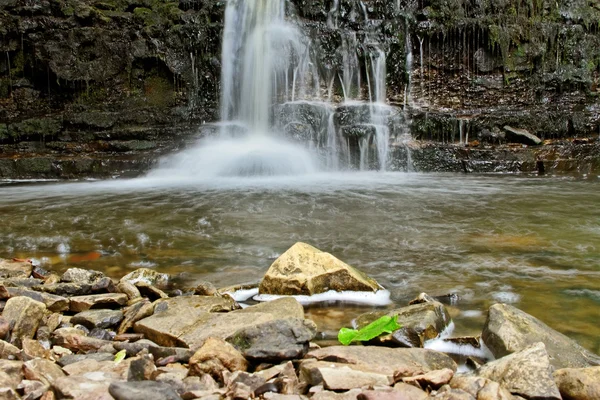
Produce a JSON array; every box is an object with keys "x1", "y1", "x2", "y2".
[
  {"x1": 354, "y1": 300, "x2": 451, "y2": 347},
  {"x1": 2, "y1": 296, "x2": 46, "y2": 346},
  {"x1": 319, "y1": 366, "x2": 391, "y2": 390},
  {"x1": 71, "y1": 309, "x2": 124, "y2": 329},
  {"x1": 305, "y1": 346, "x2": 457, "y2": 376},
  {"x1": 22, "y1": 338, "x2": 51, "y2": 360},
  {"x1": 108, "y1": 380, "x2": 182, "y2": 400},
  {"x1": 401, "y1": 368, "x2": 454, "y2": 389},
  {"x1": 227, "y1": 318, "x2": 316, "y2": 361},
  {"x1": 450, "y1": 375, "x2": 523, "y2": 400},
  {"x1": 259, "y1": 242, "x2": 382, "y2": 295},
  {"x1": 69, "y1": 293, "x2": 128, "y2": 312},
  {"x1": 0, "y1": 339, "x2": 21, "y2": 359},
  {"x1": 474, "y1": 342, "x2": 561, "y2": 399},
  {"x1": 6, "y1": 287, "x2": 69, "y2": 312},
  {"x1": 0, "y1": 259, "x2": 33, "y2": 279},
  {"x1": 23, "y1": 358, "x2": 66, "y2": 386},
  {"x1": 553, "y1": 366, "x2": 600, "y2": 400},
  {"x1": 0, "y1": 360, "x2": 24, "y2": 390},
  {"x1": 134, "y1": 297, "x2": 303, "y2": 349},
  {"x1": 482, "y1": 303, "x2": 600, "y2": 368},
  {"x1": 61, "y1": 268, "x2": 105, "y2": 284},
  {"x1": 120, "y1": 268, "x2": 170, "y2": 288},
  {"x1": 53, "y1": 375, "x2": 114, "y2": 400},
  {"x1": 503, "y1": 126, "x2": 542, "y2": 145},
  {"x1": 189, "y1": 337, "x2": 248, "y2": 381}
]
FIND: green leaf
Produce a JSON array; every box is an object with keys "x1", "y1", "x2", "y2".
[
  {"x1": 114, "y1": 349, "x2": 127, "y2": 364},
  {"x1": 337, "y1": 315, "x2": 402, "y2": 346}
]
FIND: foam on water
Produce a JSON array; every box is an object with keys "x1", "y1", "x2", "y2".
[
  {"x1": 253, "y1": 289, "x2": 392, "y2": 306},
  {"x1": 425, "y1": 337, "x2": 495, "y2": 361}
]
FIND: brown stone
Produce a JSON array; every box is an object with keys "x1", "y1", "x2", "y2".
[
  {"x1": 69, "y1": 293, "x2": 128, "y2": 312},
  {"x1": 53, "y1": 376, "x2": 114, "y2": 400},
  {"x1": 23, "y1": 358, "x2": 66, "y2": 385},
  {"x1": 17, "y1": 379, "x2": 49, "y2": 400},
  {"x1": 0, "y1": 360, "x2": 24, "y2": 390},
  {"x1": 117, "y1": 281, "x2": 142, "y2": 300},
  {"x1": 6, "y1": 287, "x2": 69, "y2": 312},
  {"x1": 0, "y1": 259, "x2": 33, "y2": 279},
  {"x1": 553, "y1": 366, "x2": 600, "y2": 400},
  {"x1": 52, "y1": 328, "x2": 114, "y2": 353},
  {"x1": 2, "y1": 296, "x2": 46, "y2": 346},
  {"x1": 0, "y1": 315, "x2": 10, "y2": 339},
  {"x1": 320, "y1": 366, "x2": 391, "y2": 390},
  {"x1": 449, "y1": 375, "x2": 514, "y2": 400},
  {"x1": 401, "y1": 368, "x2": 454, "y2": 389},
  {"x1": 61, "y1": 268, "x2": 105, "y2": 284},
  {"x1": 22, "y1": 338, "x2": 51, "y2": 360},
  {"x1": 189, "y1": 337, "x2": 248, "y2": 381},
  {"x1": 118, "y1": 298, "x2": 154, "y2": 334},
  {"x1": 0, "y1": 339, "x2": 21, "y2": 359},
  {"x1": 259, "y1": 242, "x2": 382, "y2": 295}
]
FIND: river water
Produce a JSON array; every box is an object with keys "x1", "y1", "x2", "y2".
[{"x1": 1, "y1": 172, "x2": 599, "y2": 352}]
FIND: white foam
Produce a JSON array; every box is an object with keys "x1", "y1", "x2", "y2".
[
  {"x1": 253, "y1": 289, "x2": 392, "y2": 306},
  {"x1": 461, "y1": 310, "x2": 483, "y2": 318},
  {"x1": 227, "y1": 287, "x2": 259, "y2": 302},
  {"x1": 492, "y1": 291, "x2": 520, "y2": 303},
  {"x1": 425, "y1": 336, "x2": 494, "y2": 360}
]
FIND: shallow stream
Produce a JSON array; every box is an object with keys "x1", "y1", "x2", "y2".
[{"x1": 1, "y1": 172, "x2": 599, "y2": 352}]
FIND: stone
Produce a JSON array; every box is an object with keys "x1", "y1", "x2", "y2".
[
  {"x1": 17, "y1": 379, "x2": 49, "y2": 399},
  {"x1": 553, "y1": 366, "x2": 600, "y2": 400},
  {"x1": 69, "y1": 293, "x2": 128, "y2": 312},
  {"x1": 429, "y1": 386, "x2": 476, "y2": 400},
  {"x1": 6, "y1": 287, "x2": 68, "y2": 312},
  {"x1": 194, "y1": 281, "x2": 217, "y2": 296},
  {"x1": 320, "y1": 366, "x2": 391, "y2": 390},
  {"x1": 35, "y1": 282, "x2": 93, "y2": 296},
  {"x1": 89, "y1": 327, "x2": 115, "y2": 341},
  {"x1": 360, "y1": 385, "x2": 428, "y2": 400},
  {"x1": 227, "y1": 318, "x2": 316, "y2": 361},
  {"x1": 52, "y1": 328, "x2": 114, "y2": 353},
  {"x1": 224, "y1": 370, "x2": 267, "y2": 392},
  {"x1": 474, "y1": 342, "x2": 561, "y2": 399},
  {"x1": 449, "y1": 376, "x2": 515, "y2": 400},
  {"x1": 23, "y1": 358, "x2": 66, "y2": 385},
  {"x1": 503, "y1": 126, "x2": 542, "y2": 145},
  {"x1": 354, "y1": 300, "x2": 451, "y2": 347},
  {"x1": 56, "y1": 352, "x2": 115, "y2": 367},
  {"x1": 305, "y1": 346, "x2": 457, "y2": 376},
  {"x1": 0, "y1": 339, "x2": 21, "y2": 359},
  {"x1": 72, "y1": 309, "x2": 124, "y2": 329},
  {"x1": 0, "y1": 284, "x2": 9, "y2": 299},
  {"x1": 117, "y1": 281, "x2": 142, "y2": 300},
  {"x1": 311, "y1": 389, "x2": 362, "y2": 400},
  {"x1": 53, "y1": 375, "x2": 114, "y2": 400},
  {"x1": 118, "y1": 299, "x2": 154, "y2": 334},
  {"x1": 259, "y1": 242, "x2": 382, "y2": 295},
  {"x1": 0, "y1": 259, "x2": 33, "y2": 278},
  {"x1": 135, "y1": 297, "x2": 302, "y2": 349},
  {"x1": 0, "y1": 360, "x2": 24, "y2": 390},
  {"x1": 135, "y1": 282, "x2": 169, "y2": 300},
  {"x1": 0, "y1": 388, "x2": 20, "y2": 400},
  {"x1": 0, "y1": 316, "x2": 10, "y2": 339},
  {"x1": 2, "y1": 296, "x2": 46, "y2": 346},
  {"x1": 153, "y1": 366, "x2": 189, "y2": 394},
  {"x1": 401, "y1": 368, "x2": 454, "y2": 389},
  {"x1": 127, "y1": 355, "x2": 157, "y2": 381},
  {"x1": 61, "y1": 359, "x2": 123, "y2": 380},
  {"x1": 120, "y1": 268, "x2": 170, "y2": 288},
  {"x1": 182, "y1": 374, "x2": 219, "y2": 394},
  {"x1": 22, "y1": 338, "x2": 51, "y2": 360},
  {"x1": 189, "y1": 337, "x2": 248, "y2": 381},
  {"x1": 108, "y1": 381, "x2": 182, "y2": 400},
  {"x1": 92, "y1": 277, "x2": 117, "y2": 293},
  {"x1": 61, "y1": 268, "x2": 105, "y2": 284},
  {"x1": 482, "y1": 303, "x2": 600, "y2": 368}
]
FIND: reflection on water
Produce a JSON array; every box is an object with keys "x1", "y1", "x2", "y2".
[{"x1": 0, "y1": 172, "x2": 599, "y2": 352}]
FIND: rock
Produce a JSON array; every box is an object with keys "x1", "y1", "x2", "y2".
[
  {"x1": 194, "y1": 281, "x2": 217, "y2": 296},
  {"x1": 92, "y1": 277, "x2": 117, "y2": 293},
  {"x1": 117, "y1": 281, "x2": 142, "y2": 300},
  {"x1": 127, "y1": 355, "x2": 157, "y2": 381},
  {"x1": 0, "y1": 388, "x2": 20, "y2": 399},
  {"x1": 17, "y1": 379, "x2": 49, "y2": 400},
  {"x1": 120, "y1": 269, "x2": 170, "y2": 288},
  {"x1": 0, "y1": 339, "x2": 21, "y2": 359},
  {"x1": 6, "y1": 287, "x2": 68, "y2": 312},
  {"x1": 153, "y1": 366, "x2": 189, "y2": 394},
  {"x1": 0, "y1": 360, "x2": 24, "y2": 390},
  {"x1": 227, "y1": 318, "x2": 316, "y2": 361},
  {"x1": 135, "y1": 282, "x2": 169, "y2": 300},
  {"x1": 400, "y1": 368, "x2": 454, "y2": 389},
  {"x1": 189, "y1": 337, "x2": 248, "y2": 381},
  {"x1": 118, "y1": 299, "x2": 154, "y2": 334},
  {"x1": 482, "y1": 303, "x2": 600, "y2": 368},
  {"x1": 354, "y1": 300, "x2": 451, "y2": 347},
  {"x1": 474, "y1": 342, "x2": 561, "y2": 399},
  {"x1": 23, "y1": 358, "x2": 66, "y2": 385},
  {"x1": 2, "y1": 296, "x2": 46, "y2": 346},
  {"x1": 35, "y1": 282, "x2": 93, "y2": 296},
  {"x1": 52, "y1": 328, "x2": 114, "y2": 353},
  {"x1": 225, "y1": 370, "x2": 267, "y2": 392},
  {"x1": 69, "y1": 293, "x2": 128, "y2": 312},
  {"x1": 0, "y1": 316, "x2": 10, "y2": 339},
  {"x1": 258, "y1": 242, "x2": 382, "y2": 295},
  {"x1": 135, "y1": 297, "x2": 302, "y2": 349},
  {"x1": 182, "y1": 374, "x2": 219, "y2": 394},
  {"x1": 57, "y1": 352, "x2": 115, "y2": 367},
  {"x1": 553, "y1": 366, "x2": 600, "y2": 400},
  {"x1": 61, "y1": 268, "x2": 105, "y2": 284},
  {"x1": 53, "y1": 375, "x2": 114, "y2": 400},
  {"x1": 0, "y1": 259, "x2": 33, "y2": 278},
  {"x1": 108, "y1": 381, "x2": 182, "y2": 400},
  {"x1": 22, "y1": 338, "x2": 51, "y2": 360},
  {"x1": 429, "y1": 386, "x2": 476, "y2": 399},
  {"x1": 0, "y1": 284, "x2": 9, "y2": 299},
  {"x1": 503, "y1": 126, "x2": 542, "y2": 145},
  {"x1": 449, "y1": 375, "x2": 516, "y2": 400},
  {"x1": 90, "y1": 327, "x2": 115, "y2": 341},
  {"x1": 359, "y1": 385, "x2": 428, "y2": 400},
  {"x1": 305, "y1": 346, "x2": 457, "y2": 376},
  {"x1": 311, "y1": 389, "x2": 362, "y2": 400},
  {"x1": 320, "y1": 366, "x2": 391, "y2": 390},
  {"x1": 72, "y1": 309, "x2": 124, "y2": 329}
]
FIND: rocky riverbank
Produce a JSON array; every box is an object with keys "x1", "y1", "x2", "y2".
[{"x1": 1, "y1": 243, "x2": 599, "y2": 399}]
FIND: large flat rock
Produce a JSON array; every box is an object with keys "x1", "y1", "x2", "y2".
[
  {"x1": 259, "y1": 242, "x2": 382, "y2": 295},
  {"x1": 482, "y1": 303, "x2": 600, "y2": 368},
  {"x1": 134, "y1": 296, "x2": 304, "y2": 349}
]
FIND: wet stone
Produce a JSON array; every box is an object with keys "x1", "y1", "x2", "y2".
[
  {"x1": 69, "y1": 293, "x2": 128, "y2": 312},
  {"x1": 6, "y1": 287, "x2": 69, "y2": 312},
  {"x1": 61, "y1": 268, "x2": 105, "y2": 284},
  {"x1": 72, "y1": 309, "x2": 124, "y2": 329}
]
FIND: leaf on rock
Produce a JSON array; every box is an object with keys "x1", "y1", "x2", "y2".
[{"x1": 338, "y1": 315, "x2": 401, "y2": 346}]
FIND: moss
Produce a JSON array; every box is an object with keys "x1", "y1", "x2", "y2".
[{"x1": 144, "y1": 75, "x2": 174, "y2": 107}]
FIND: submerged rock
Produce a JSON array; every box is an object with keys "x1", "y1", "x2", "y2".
[
  {"x1": 259, "y1": 242, "x2": 382, "y2": 296},
  {"x1": 482, "y1": 303, "x2": 600, "y2": 368}
]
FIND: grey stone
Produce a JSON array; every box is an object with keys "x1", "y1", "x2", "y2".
[
  {"x1": 120, "y1": 268, "x2": 170, "y2": 288},
  {"x1": 482, "y1": 303, "x2": 600, "y2": 368},
  {"x1": 71, "y1": 309, "x2": 124, "y2": 329},
  {"x1": 61, "y1": 268, "x2": 105, "y2": 284},
  {"x1": 503, "y1": 126, "x2": 542, "y2": 145},
  {"x1": 53, "y1": 375, "x2": 114, "y2": 400},
  {"x1": 0, "y1": 339, "x2": 21, "y2": 359},
  {"x1": 57, "y1": 352, "x2": 115, "y2": 367},
  {"x1": 2, "y1": 296, "x2": 46, "y2": 346},
  {"x1": 227, "y1": 318, "x2": 316, "y2": 361},
  {"x1": 109, "y1": 381, "x2": 182, "y2": 400},
  {"x1": 474, "y1": 342, "x2": 561, "y2": 399},
  {"x1": 118, "y1": 298, "x2": 154, "y2": 334},
  {"x1": 35, "y1": 282, "x2": 93, "y2": 296}
]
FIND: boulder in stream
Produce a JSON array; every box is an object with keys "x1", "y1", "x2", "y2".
[{"x1": 258, "y1": 242, "x2": 382, "y2": 296}]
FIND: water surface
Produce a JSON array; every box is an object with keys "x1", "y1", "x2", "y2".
[{"x1": 1, "y1": 172, "x2": 599, "y2": 352}]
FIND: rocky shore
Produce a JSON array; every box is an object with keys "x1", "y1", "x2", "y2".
[{"x1": 1, "y1": 242, "x2": 599, "y2": 400}]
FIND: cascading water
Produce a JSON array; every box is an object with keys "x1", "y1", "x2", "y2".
[{"x1": 151, "y1": 0, "x2": 404, "y2": 177}]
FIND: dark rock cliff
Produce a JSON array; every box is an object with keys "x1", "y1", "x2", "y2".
[{"x1": 0, "y1": 0, "x2": 598, "y2": 178}]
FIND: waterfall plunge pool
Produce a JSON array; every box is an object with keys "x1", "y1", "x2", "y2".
[{"x1": 1, "y1": 172, "x2": 599, "y2": 353}]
